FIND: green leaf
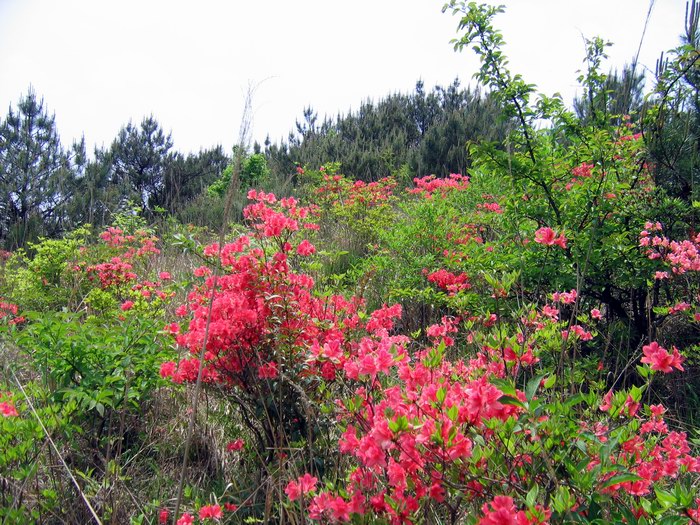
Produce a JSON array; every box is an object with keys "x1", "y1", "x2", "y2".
[
  {"x1": 552, "y1": 485, "x2": 573, "y2": 513},
  {"x1": 436, "y1": 387, "x2": 446, "y2": 404},
  {"x1": 388, "y1": 415, "x2": 408, "y2": 433},
  {"x1": 601, "y1": 473, "x2": 642, "y2": 489},
  {"x1": 498, "y1": 395, "x2": 526, "y2": 409},
  {"x1": 654, "y1": 488, "x2": 677, "y2": 508},
  {"x1": 656, "y1": 517, "x2": 687, "y2": 525},
  {"x1": 526, "y1": 374, "x2": 544, "y2": 401},
  {"x1": 525, "y1": 484, "x2": 539, "y2": 508},
  {"x1": 543, "y1": 374, "x2": 556, "y2": 389},
  {"x1": 564, "y1": 393, "x2": 585, "y2": 408},
  {"x1": 446, "y1": 405, "x2": 459, "y2": 422},
  {"x1": 636, "y1": 365, "x2": 650, "y2": 379}
]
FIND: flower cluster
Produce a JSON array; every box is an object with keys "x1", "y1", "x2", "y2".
[
  {"x1": 475, "y1": 194, "x2": 504, "y2": 214},
  {"x1": 640, "y1": 222, "x2": 700, "y2": 274},
  {"x1": 534, "y1": 227, "x2": 567, "y2": 249},
  {"x1": 316, "y1": 174, "x2": 396, "y2": 208},
  {"x1": 98, "y1": 227, "x2": 160, "y2": 258},
  {"x1": 0, "y1": 392, "x2": 19, "y2": 417},
  {"x1": 0, "y1": 300, "x2": 24, "y2": 325},
  {"x1": 85, "y1": 257, "x2": 137, "y2": 289},
  {"x1": 161, "y1": 193, "x2": 361, "y2": 391},
  {"x1": 479, "y1": 495, "x2": 550, "y2": 525},
  {"x1": 641, "y1": 342, "x2": 684, "y2": 373},
  {"x1": 286, "y1": 306, "x2": 538, "y2": 523},
  {"x1": 409, "y1": 173, "x2": 470, "y2": 198},
  {"x1": 424, "y1": 268, "x2": 471, "y2": 295}
]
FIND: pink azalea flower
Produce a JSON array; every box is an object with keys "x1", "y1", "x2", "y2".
[
  {"x1": 641, "y1": 342, "x2": 684, "y2": 373},
  {"x1": 176, "y1": 513, "x2": 194, "y2": 525},
  {"x1": 199, "y1": 504, "x2": 223, "y2": 520},
  {"x1": 120, "y1": 300, "x2": 134, "y2": 311},
  {"x1": 296, "y1": 239, "x2": 316, "y2": 256},
  {"x1": 226, "y1": 439, "x2": 245, "y2": 452}
]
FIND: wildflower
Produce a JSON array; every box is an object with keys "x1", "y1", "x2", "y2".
[
  {"x1": 258, "y1": 361, "x2": 279, "y2": 379},
  {"x1": 199, "y1": 504, "x2": 223, "y2": 520},
  {"x1": 120, "y1": 300, "x2": 134, "y2": 311},
  {"x1": 599, "y1": 390, "x2": 613, "y2": 412},
  {"x1": 285, "y1": 473, "x2": 318, "y2": 501},
  {"x1": 0, "y1": 396, "x2": 18, "y2": 417},
  {"x1": 296, "y1": 239, "x2": 316, "y2": 256},
  {"x1": 552, "y1": 289, "x2": 577, "y2": 304},
  {"x1": 159, "y1": 362, "x2": 176, "y2": 379},
  {"x1": 226, "y1": 439, "x2": 245, "y2": 452},
  {"x1": 478, "y1": 495, "x2": 518, "y2": 525},
  {"x1": 534, "y1": 227, "x2": 567, "y2": 249},
  {"x1": 176, "y1": 513, "x2": 194, "y2": 525},
  {"x1": 641, "y1": 342, "x2": 684, "y2": 373}
]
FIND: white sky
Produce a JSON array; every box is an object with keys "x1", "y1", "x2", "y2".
[{"x1": 0, "y1": 0, "x2": 688, "y2": 156}]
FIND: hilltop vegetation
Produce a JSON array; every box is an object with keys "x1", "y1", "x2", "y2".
[{"x1": 1, "y1": 2, "x2": 700, "y2": 524}]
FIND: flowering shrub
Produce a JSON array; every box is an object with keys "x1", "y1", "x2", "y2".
[
  {"x1": 3, "y1": 5, "x2": 700, "y2": 524},
  {"x1": 160, "y1": 189, "x2": 370, "y2": 510},
  {"x1": 298, "y1": 164, "x2": 400, "y2": 287},
  {"x1": 279, "y1": 304, "x2": 700, "y2": 524},
  {"x1": 409, "y1": 173, "x2": 470, "y2": 198}
]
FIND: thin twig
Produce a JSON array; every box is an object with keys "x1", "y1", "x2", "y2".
[{"x1": 10, "y1": 369, "x2": 103, "y2": 525}]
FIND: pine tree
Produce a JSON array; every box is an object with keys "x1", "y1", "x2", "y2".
[
  {"x1": 107, "y1": 115, "x2": 173, "y2": 212},
  {"x1": 0, "y1": 89, "x2": 72, "y2": 248}
]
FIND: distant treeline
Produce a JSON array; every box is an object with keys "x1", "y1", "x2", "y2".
[{"x1": 1, "y1": 57, "x2": 698, "y2": 249}]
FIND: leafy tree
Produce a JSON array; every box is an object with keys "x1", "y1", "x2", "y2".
[
  {"x1": 64, "y1": 146, "x2": 121, "y2": 230},
  {"x1": 208, "y1": 151, "x2": 270, "y2": 197}
]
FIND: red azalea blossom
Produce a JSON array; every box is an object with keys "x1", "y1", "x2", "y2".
[
  {"x1": 0, "y1": 392, "x2": 18, "y2": 417},
  {"x1": 120, "y1": 300, "x2": 134, "y2": 311},
  {"x1": 176, "y1": 513, "x2": 194, "y2": 525},
  {"x1": 227, "y1": 439, "x2": 245, "y2": 452},
  {"x1": 199, "y1": 504, "x2": 223, "y2": 520},
  {"x1": 0, "y1": 400, "x2": 19, "y2": 417},
  {"x1": 285, "y1": 473, "x2": 318, "y2": 501},
  {"x1": 534, "y1": 227, "x2": 567, "y2": 249},
  {"x1": 641, "y1": 342, "x2": 684, "y2": 373},
  {"x1": 297, "y1": 239, "x2": 316, "y2": 256},
  {"x1": 258, "y1": 361, "x2": 279, "y2": 379}
]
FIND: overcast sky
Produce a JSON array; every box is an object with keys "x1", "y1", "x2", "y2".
[{"x1": 0, "y1": 0, "x2": 688, "y2": 156}]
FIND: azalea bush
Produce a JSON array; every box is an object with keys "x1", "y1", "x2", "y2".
[{"x1": 288, "y1": 315, "x2": 699, "y2": 524}]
